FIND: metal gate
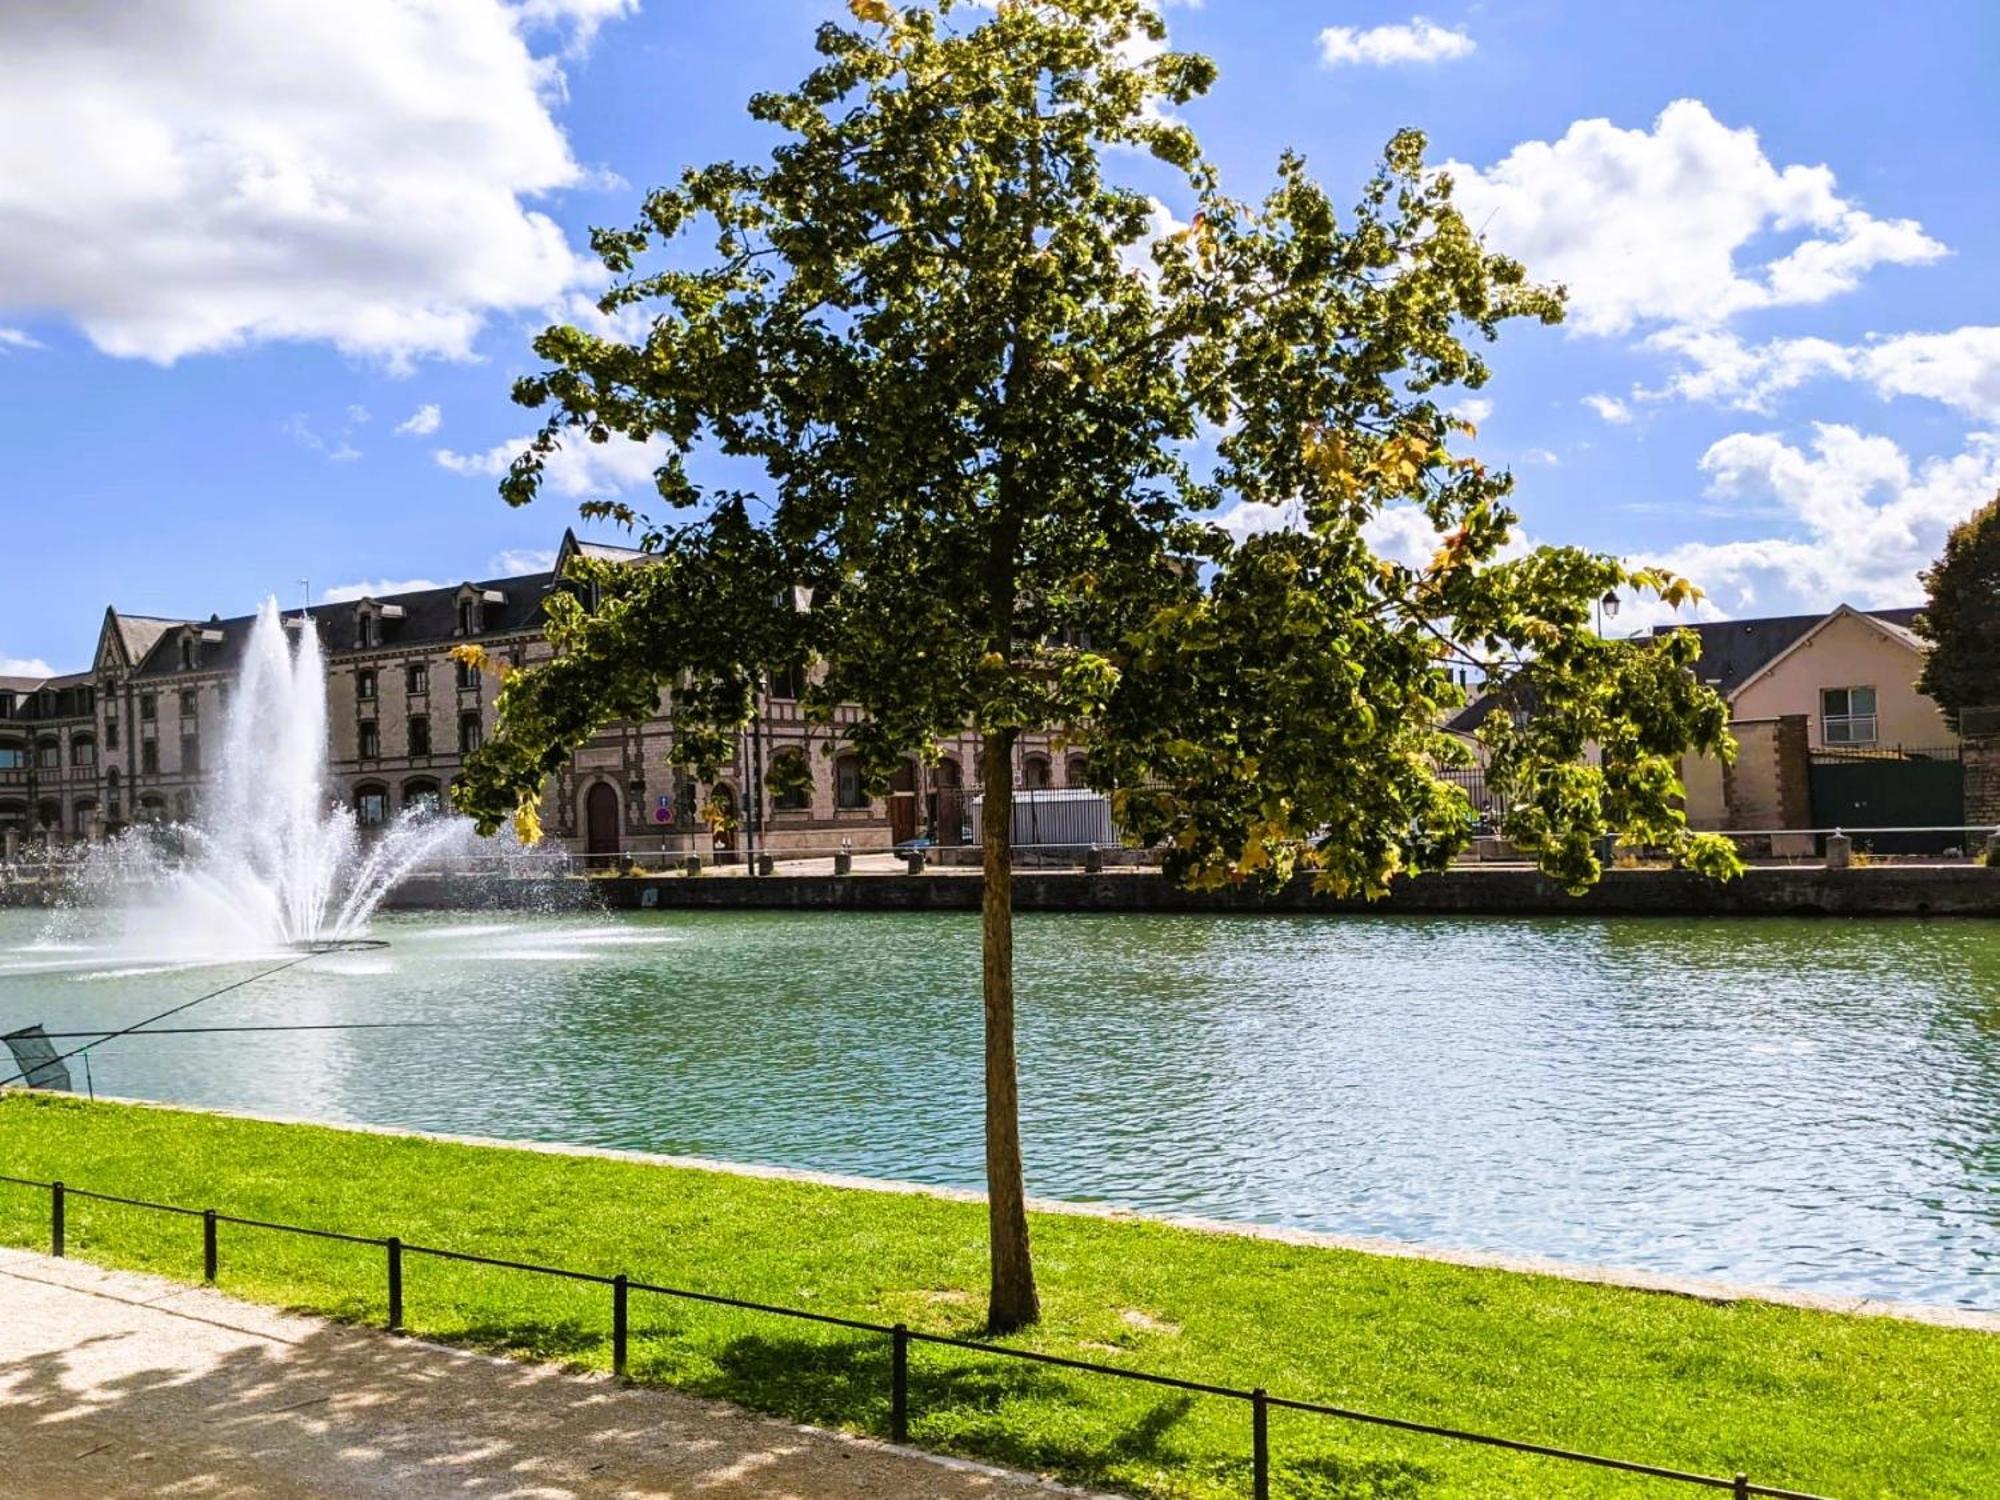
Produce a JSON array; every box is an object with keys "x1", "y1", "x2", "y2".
[{"x1": 1807, "y1": 744, "x2": 1964, "y2": 854}]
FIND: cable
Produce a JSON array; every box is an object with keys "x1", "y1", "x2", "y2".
[
  {"x1": 0, "y1": 950, "x2": 318, "y2": 1089},
  {"x1": 23, "y1": 1022, "x2": 447, "y2": 1039}
]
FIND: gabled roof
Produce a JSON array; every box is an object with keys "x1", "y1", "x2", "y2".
[
  {"x1": 1444, "y1": 603, "x2": 1928, "y2": 733},
  {"x1": 96, "y1": 610, "x2": 190, "y2": 672},
  {"x1": 1716, "y1": 603, "x2": 1927, "y2": 701},
  {"x1": 555, "y1": 526, "x2": 649, "y2": 572}
]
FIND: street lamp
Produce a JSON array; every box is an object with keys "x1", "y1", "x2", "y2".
[{"x1": 1596, "y1": 589, "x2": 1620, "y2": 635}]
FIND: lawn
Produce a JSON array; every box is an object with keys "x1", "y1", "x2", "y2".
[{"x1": 0, "y1": 1094, "x2": 1992, "y2": 1499}]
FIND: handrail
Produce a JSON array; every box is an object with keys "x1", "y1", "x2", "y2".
[{"x1": 0, "y1": 1170, "x2": 1833, "y2": 1500}]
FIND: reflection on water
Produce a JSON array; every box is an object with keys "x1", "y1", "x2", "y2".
[{"x1": 1, "y1": 907, "x2": 1996, "y2": 1308}]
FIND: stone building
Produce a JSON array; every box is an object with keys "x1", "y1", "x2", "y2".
[{"x1": 1, "y1": 531, "x2": 1080, "y2": 862}]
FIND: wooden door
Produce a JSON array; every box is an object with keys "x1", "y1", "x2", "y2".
[{"x1": 585, "y1": 782, "x2": 622, "y2": 868}]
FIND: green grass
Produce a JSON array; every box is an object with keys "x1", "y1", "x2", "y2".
[{"x1": 0, "y1": 1096, "x2": 1993, "y2": 1499}]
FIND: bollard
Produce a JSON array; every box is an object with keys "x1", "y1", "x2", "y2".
[
  {"x1": 386, "y1": 1237, "x2": 403, "y2": 1331},
  {"x1": 904, "y1": 849, "x2": 926, "y2": 876},
  {"x1": 203, "y1": 1209, "x2": 218, "y2": 1283},
  {"x1": 890, "y1": 1323, "x2": 909, "y2": 1443},
  {"x1": 50, "y1": 1181, "x2": 64, "y2": 1258},
  {"x1": 682, "y1": 853, "x2": 702, "y2": 876},
  {"x1": 833, "y1": 851, "x2": 853, "y2": 876},
  {"x1": 1825, "y1": 831, "x2": 1852, "y2": 870},
  {"x1": 756, "y1": 851, "x2": 775, "y2": 877},
  {"x1": 612, "y1": 1274, "x2": 629, "y2": 1378},
  {"x1": 1084, "y1": 845, "x2": 1104, "y2": 875},
  {"x1": 1251, "y1": 1387, "x2": 1269, "y2": 1500}
]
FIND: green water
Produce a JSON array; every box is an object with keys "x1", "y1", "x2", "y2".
[{"x1": 2, "y1": 906, "x2": 1996, "y2": 1308}]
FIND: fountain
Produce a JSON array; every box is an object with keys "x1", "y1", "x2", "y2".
[{"x1": 81, "y1": 598, "x2": 476, "y2": 958}]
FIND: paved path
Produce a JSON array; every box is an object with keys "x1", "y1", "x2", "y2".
[{"x1": 0, "y1": 1248, "x2": 1092, "y2": 1499}]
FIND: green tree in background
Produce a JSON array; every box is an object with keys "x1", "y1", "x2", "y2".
[
  {"x1": 1916, "y1": 491, "x2": 2000, "y2": 729},
  {"x1": 453, "y1": 0, "x2": 1737, "y2": 1333}
]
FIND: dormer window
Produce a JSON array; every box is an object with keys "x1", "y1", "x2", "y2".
[
  {"x1": 455, "y1": 587, "x2": 505, "y2": 636},
  {"x1": 180, "y1": 637, "x2": 195, "y2": 670},
  {"x1": 361, "y1": 615, "x2": 378, "y2": 648}
]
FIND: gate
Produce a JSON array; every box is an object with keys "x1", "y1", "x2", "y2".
[{"x1": 1807, "y1": 744, "x2": 1964, "y2": 854}]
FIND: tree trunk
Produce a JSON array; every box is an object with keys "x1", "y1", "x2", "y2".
[{"x1": 980, "y1": 726, "x2": 1040, "y2": 1332}]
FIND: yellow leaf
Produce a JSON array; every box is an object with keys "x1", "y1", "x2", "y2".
[{"x1": 849, "y1": 0, "x2": 895, "y2": 25}]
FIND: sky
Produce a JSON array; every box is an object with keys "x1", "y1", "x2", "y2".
[{"x1": 3, "y1": 0, "x2": 1996, "y2": 674}]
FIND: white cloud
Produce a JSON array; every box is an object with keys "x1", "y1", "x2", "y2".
[
  {"x1": 282, "y1": 412, "x2": 362, "y2": 463},
  {"x1": 396, "y1": 403, "x2": 444, "y2": 436},
  {"x1": 1637, "y1": 324, "x2": 2000, "y2": 423},
  {"x1": 0, "y1": 1, "x2": 618, "y2": 368},
  {"x1": 0, "y1": 328, "x2": 42, "y2": 351},
  {"x1": 1452, "y1": 396, "x2": 1493, "y2": 426},
  {"x1": 1319, "y1": 18, "x2": 1474, "y2": 67},
  {"x1": 0, "y1": 655, "x2": 56, "y2": 678},
  {"x1": 1581, "y1": 393, "x2": 1631, "y2": 424},
  {"x1": 435, "y1": 430, "x2": 673, "y2": 497},
  {"x1": 514, "y1": 0, "x2": 638, "y2": 55},
  {"x1": 1445, "y1": 100, "x2": 1945, "y2": 337},
  {"x1": 492, "y1": 547, "x2": 559, "y2": 575},
  {"x1": 1519, "y1": 447, "x2": 1560, "y2": 466},
  {"x1": 1637, "y1": 425, "x2": 2000, "y2": 617},
  {"x1": 320, "y1": 578, "x2": 444, "y2": 603}
]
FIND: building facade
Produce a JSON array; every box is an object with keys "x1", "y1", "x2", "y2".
[{"x1": 0, "y1": 531, "x2": 1080, "y2": 862}]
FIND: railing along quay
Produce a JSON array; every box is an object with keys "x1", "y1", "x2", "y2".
[{"x1": 0, "y1": 1172, "x2": 1832, "y2": 1499}]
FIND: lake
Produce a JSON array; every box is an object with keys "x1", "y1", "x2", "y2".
[{"x1": 1, "y1": 905, "x2": 1995, "y2": 1308}]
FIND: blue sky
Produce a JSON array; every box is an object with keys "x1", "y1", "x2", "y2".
[{"x1": 3, "y1": 0, "x2": 1997, "y2": 673}]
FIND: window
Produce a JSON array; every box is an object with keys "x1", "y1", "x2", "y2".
[
  {"x1": 1822, "y1": 686, "x2": 1879, "y2": 746},
  {"x1": 72, "y1": 737, "x2": 95, "y2": 768},
  {"x1": 356, "y1": 786, "x2": 389, "y2": 827},
  {"x1": 105, "y1": 718, "x2": 119, "y2": 751},
  {"x1": 407, "y1": 662, "x2": 428, "y2": 696},
  {"x1": 181, "y1": 734, "x2": 200, "y2": 774},
  {"x1": 403, "y1": 779, "x2": 440, "y2": 814},
  {"x1": 1064, "y1": 753, "x2": 1089, "y2": 787},
  {"x1": 172, "y1": 790, "x2": 193, "y2": 822},
  {"x1": 1021, "y1": 754, "x2": 1051, "y2": 789},
  {"x1": 456, "y1": 658, "x2": 479, "y2": 691},
  {"x1": 179, "y1": 689, "x2": 197, "y2": 718},
  {"x1": 771, "y1": 752, "x2": 811, "y2": 810},
  {"x1": 141, "y1": 740, "x2": 159, "y2": 774},
  {"x1": 0, "y1": 741, "x2": 23, "y2": 770},
  {"x1": 457, "y1": 599, "x2": 479, "y2": 635},
  {"x1": 139, "y1": 693, "x2": 156, "y2": 722},
  {"x1": 0, "y1": 694, "x2": 11, "y2": 720},
  {"x1": 358, "y1": 721, "x2": 380, "y2": 759},
  {"x1": 179, "y1": 637, "x2": 195, "y2": 670},
  {"x1": 408, "y1": 716, "x2": 431, "y2": 757},
  {"x1": 768, "y1": 663, "x2": 806, "y2": 701},
  {"x1": 357, "y1": 669, "x2": 377, "y2": 701},
  {"x1": 359, "y1": 614, "x2": 379, "y2": 648},
  {"x1": 459, "y1": 712, "x2": 483, "y2": 754},
  {"x1": 835, "y1": 753, "x2": 868, "y2": 809},
  {"x1": 35, "y1": 739, "x2": 59, "y2": 770}
]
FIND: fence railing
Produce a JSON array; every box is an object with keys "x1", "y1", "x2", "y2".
[{"x1": 0, "y1": 1171, "x2": 1829, "y2": 1500}]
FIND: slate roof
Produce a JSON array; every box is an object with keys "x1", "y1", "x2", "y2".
[
  {"x1": 128, "y1": 571, "x2": 559, "y2": 680},
  {"x1": 1444, "y1": 604, "x2": 1926, "y2": 734}
]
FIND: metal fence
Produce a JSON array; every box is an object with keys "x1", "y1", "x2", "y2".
[{"x1": 0, "y1": 1171, "x2": 1828, "y2": 1500}]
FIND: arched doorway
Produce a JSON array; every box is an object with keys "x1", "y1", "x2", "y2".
[
  {"x1": 584, "y1": 781, "x2": 621, "y2": 869},
  {"x1": 932, "y1": 756, "x2": 966, "y2": 846}
]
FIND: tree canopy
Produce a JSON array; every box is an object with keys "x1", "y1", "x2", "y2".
[
  {"x1": 451, "y1": 0, "x2": 1738, "y2": 1329},
  {"x1": 1916, "y1": 491, "x2": 2000, "y2": 730}
]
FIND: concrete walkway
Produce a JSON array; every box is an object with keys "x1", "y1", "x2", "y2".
[{"x1": 0, "y1": 1248, "x2": 1092, "y2": 1499}]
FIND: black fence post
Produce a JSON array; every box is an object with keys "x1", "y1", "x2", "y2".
[
  {"x1": 613, "y1": 1274, "x2": 629, "y2": 1379},
  {"x1": 890, "y1": 1323, "x2": 910, "y2": 1443},
  {"x1": 1734, "y1": 1476, "x2": 1750, "y2": 1500},
  {"x1": 202, "y1": 1209, "x2": 217, "y2": 1283},
  {"x1": 386, "y1": 1237, "x2": 403, "y2": 1331},
  {"x1": 50, "y1": 1181, "x2": 63, "y2": 1258},
  {"x1": 1251, "y1": 1387, "x2": 1270, "y2": 1500}
]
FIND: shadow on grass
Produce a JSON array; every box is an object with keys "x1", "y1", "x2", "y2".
[{"x1": 681, "y1": 1330, "x2": 1438, "y2": 1499}]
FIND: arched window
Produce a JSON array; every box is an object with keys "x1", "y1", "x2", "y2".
[
  {"x1": 35, "y1": 738, "x2": 60, "y2": 771},
  {"x1": 35, "y1": 800, "x2": 61, "y2": 831},
  {"x1": 834, "y1": 753, "x2": 868, "y2": 809},
  {"x1": 1021, "y1": 753, "x2": 1051, "y2": 789},
  {"x1": 0, "y1": 800, "x2": 25, "y2": 830},
  {"x1": 1064, "y1": 752, "x2": 1089, "y2": 787},
  {"x1": 402, "y1": 778, "x2": 441, "y2": 814},
  {"x1": 171, "y1": 790, "x2": 193, "y2": 823},
  {"x1": 769, "y1": 750, "x2": 812, "y2": 811},
  {"x1": 139, "y1": 793, "x2": 166, "y2": 824},
  {"x1": 71, "y1": 734, "x2": 96, "y2": 767},
  {"x1": 355, "y1": 783, "x2": 389, "y2": 828},
  {"x1": 0, "y1": 738, "x2": 24, "y2": 770},
  {"x1": 72, "y1": 800, "x2": 98, "y2": 837}
]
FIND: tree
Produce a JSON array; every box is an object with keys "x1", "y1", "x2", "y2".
[
  {"x1": 452, "y1": 0, "x2": 1737, "y2": 1333},
  {"x1": 1916, "y1": 492, "x2": 2000, "y2": 729}
]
